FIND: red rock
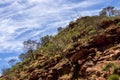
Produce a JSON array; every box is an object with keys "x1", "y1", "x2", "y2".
[
  {"x1": 70, "y1": 49, "x2": 88, "y2": 63},
  {"x1": 116, "y1": 28, "x2": 120, "y2": 34},
  {"x1": 29, "y1": 72, "x2": 39, "y2": 80},
  {"x1": 93, "y1": 35, "x2": 107, "y2": 46}
]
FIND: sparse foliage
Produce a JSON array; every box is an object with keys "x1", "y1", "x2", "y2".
[
  {"x1": 19, "y1": 53, "x2": 27, "y2": 61},
  {"x1": 99, "y1": 9, "x2": 107, "y2": 16},
  {"x1": 40, "y1": 35, "x2": 52, "y2": 46},
  {"x1": 8, "y1": 59, "x2": 17, "y2": 66},
  {"x1": 23, "y1": 39, "x2": 37, "y2": 60},
  {"x1": 99, "y1": 6, "x2": 120, "y2": 16},
  {"x1": 57, "y1": 27, "x2": 64, "y2": 32},
  {"x1": 107, "y1": 74, "x2": 120, "y2": 80},
  {"x1": 102, "y1": 63, "x2": 115, "y2": 71},
  {"x1": 114, "y1": 9, "x2": 120, "y2": 16},
  {"x1": 2, "y1": 68, "x2": 10, "y2": 76},
  {"x1": 23, "y1": 39, "x2": 37, "y2": 51},
  {"x1": 100, "y1": 6, "x2": 115, "y2": 16}
]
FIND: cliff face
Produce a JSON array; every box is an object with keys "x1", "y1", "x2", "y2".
[
  {"x1": 0, "y1": 17, "x2": 120, "y2": 80},
  {"x1": 37, "y1": 19, "x2": 120, "y2": 80}
]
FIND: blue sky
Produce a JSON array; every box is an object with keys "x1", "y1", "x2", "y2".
[{"x1": 0, "y1": 0, "x2": 120, "y2": 75}]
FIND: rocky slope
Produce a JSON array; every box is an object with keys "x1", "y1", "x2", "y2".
[
  {"x1": 37, "y1": 19, "x2": 120, "y2": 80},
  {"x1": 0, "y1": 17, "x2": 120, "y2": 80}
]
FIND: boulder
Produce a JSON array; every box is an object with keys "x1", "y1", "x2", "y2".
[
  {"x1": 29, "y1": 72, "x2": 40, "y2": 80},
  {"x1": 70, "y1": 49, "x2": 89, "y2": 63},
  {"x1": 116, "y1": 27, "x2": 120, "y2": 34},
  {"x1": 93, "y1": 34, "x2": 107, "y2": 46}
]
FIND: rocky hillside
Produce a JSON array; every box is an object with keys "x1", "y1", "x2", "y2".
[{"x1": 0, "y1": 16, "x2": 120, "y2": 80}]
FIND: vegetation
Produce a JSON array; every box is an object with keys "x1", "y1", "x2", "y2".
[
  {"x1": 102, "y1": 63, "x2": 115, "y2": 71},
  {"x1": 107, "y1": 74, "x2": 120, "y2": 80},
  {"x1": 8, "y1": 59, "x2": 17, "y2": 66},
  {"x1": 99, "y1": 6, "x2": 120, "y2": 16}
]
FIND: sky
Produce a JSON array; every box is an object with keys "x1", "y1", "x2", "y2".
[{"x1": 0, "y1": 0, "x2": 120, "y2": 76}]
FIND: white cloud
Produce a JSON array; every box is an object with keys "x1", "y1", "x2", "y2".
[
  {"x1": 28, "y1": 0, "x2": 52, "y2": 3},
  {"x1": 0, "y1": 0, "x2": 14, "y2": 4}
]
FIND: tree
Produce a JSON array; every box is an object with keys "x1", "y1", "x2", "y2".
[
  {"x1": 40, "y1": 35, "x2": 52, "y2": 46},
  {"x1": 8, "y1": 59, "x2": 16, "y2": 66},
  {"x1": 23, "y1": 40, "x2": 37, "y2": 51},
  {"x1": 99, "y1": 9, "x2": 107, "y2": 16},
  {"x1": 36, "y1": 42, "x2": 41, "y2": 49},
  {"x1": 100, "y1": 6, "x2": 115, "y2": 16},
  {"x1": 2, "y1": 68, "x2": 10, "y2": 76},
  {"x1": 106, "y1": 6, "x2": 115, "y2": 16},
  {"x1": 114, "y1": 9, "x2": 120, "y2": 16},
  {"x1": 19, "y1": 53, "x2": 27, "y2": 61},
  {"x1": 57, "y1": 27, "x2": 64, "y2": 32},
  {"x1": 23, "y1": 39, "x2": 37, "y2": 60}
]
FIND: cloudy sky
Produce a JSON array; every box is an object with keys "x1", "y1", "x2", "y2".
[{"x1": 0, "y1": 0, "x2": 119, "y2": 75}]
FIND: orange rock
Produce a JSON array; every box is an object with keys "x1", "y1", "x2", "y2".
[
  {"x1": 116, "y1": 28, "x2": 120, "y2": 34},
  {"x1": 70, "y1": 49, "x2": 88, "y2": 63},
  {"x1": 94, "y1": 35, "x2": 107, "y2": 46}
]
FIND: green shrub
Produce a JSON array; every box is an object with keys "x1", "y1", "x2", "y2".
[
  {"x1": 107, "y1": 74, "x2": 120, "y2": 80},
  {"x1": 102, "y1": 63, "x2": 115, "y2": 71},
  {"x1": 113, "y1": 66, "x2": 120, "y2": 74},
  {"x1": 117, "y1": 22, "x2": 120, "y2": 26},
  {"x1": 21, "y1": 73, "x2": 28, "y2": 79}
]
